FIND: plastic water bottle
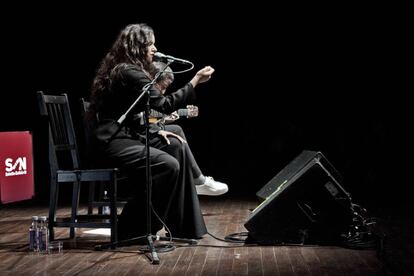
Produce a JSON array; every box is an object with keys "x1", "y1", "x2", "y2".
[
  {"x1": 28, "y1": 216, "x2": 39, "y2": 252},
  {"x1": 38, "y1": 216, "x2": 49, "y2": 253},
  {"x1": 102, "y1": 190, "x2": 110, "y2": 215}
]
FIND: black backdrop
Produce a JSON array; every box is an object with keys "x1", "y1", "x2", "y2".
[{"x1": 1, "y1": 4, "x2": 410, "y2": 207}]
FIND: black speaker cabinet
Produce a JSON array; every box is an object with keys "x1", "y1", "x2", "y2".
[
  {"x1": 245, "y1": 150, "x2": 352, "y2": 244},
  {"x1": 256, "y1": 150, "x2": 343, "y2": 201}
]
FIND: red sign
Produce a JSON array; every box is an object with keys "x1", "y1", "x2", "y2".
[{"x1": 0, "y1": 131, "x2": 34, "y2": 203}]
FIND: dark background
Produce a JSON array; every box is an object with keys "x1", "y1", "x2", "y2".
[{"x1": 1, "y1": 4, "x2": 411, "y2": 208}]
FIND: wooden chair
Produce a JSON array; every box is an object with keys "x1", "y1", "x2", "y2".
[
  {"x1": 36, "y1": 91, "x2": 121, "y2": 246},
  {"x1": 79, "y1": 97, "x2": 127, "y2": 215}
]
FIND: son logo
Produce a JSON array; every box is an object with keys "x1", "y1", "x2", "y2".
[{"x1": 4, "y1": 157, "x2": 27, "y2": 176}]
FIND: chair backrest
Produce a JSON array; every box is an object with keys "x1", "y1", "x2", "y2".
[
  {"x1": 79, "y1": 98, "x2": 103, "y2": 168},
  {"x1": 36, "y1": 91, "x2": 81, "y2": 172},
  {"x1": 79, "y1": 98, "x2": 97, "y2": 139}
]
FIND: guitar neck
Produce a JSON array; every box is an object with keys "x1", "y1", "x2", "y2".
[
  {"x1": 150, "y1": 108, "x2": 189, "y2": 118},
  {"x1": 149, "y1": 109, "x2": 165, "y2": 118},
  {"x1": 176, "y1": 109, "x2": 189, "y2": 117}
]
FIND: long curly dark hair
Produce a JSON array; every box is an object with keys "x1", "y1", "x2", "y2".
[{"x1": 90, "y1": 23, "x2": 155, "y2": 112}]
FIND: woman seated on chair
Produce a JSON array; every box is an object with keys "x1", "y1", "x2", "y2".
[
  {"x1": 149, "y1": 61, "x2": 228, "y2": 197},
  {"x1": 89, "y1": 23, "x2": 215, "y2": 240}
]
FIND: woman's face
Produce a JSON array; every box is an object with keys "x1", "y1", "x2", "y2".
[{"x1": 146, "y1": 34, "x2": 157, "y2": 64}]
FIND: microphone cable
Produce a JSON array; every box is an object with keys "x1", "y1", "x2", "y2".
[{"x1": 207, "y1": 231, "x2": 249, "y2": 243}]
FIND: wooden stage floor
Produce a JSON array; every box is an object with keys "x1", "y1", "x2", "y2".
[{"x1": 1, "y1": 196, "x2": 412, "y2": 275}]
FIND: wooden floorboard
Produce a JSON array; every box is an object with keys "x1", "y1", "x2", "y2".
[{"x1": 1, "y1": 196, "x2": 409, "y2": 275}]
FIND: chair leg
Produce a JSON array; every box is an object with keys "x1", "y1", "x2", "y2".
[
  {"x1": 98, "y1": 181, "x2": 105, "y2": 214},
  {"x1": 70, "y1": 180, "x2": 81, "y2": 239},
  {"x1": 109, "y1": 177, "x2": 118, "y2": 248},
  {"x1": 88, "y1": 181, "x2": 96, "y2": 215},
  {"x1": 48, "y1": 176, "x2": 59, "y2": 241}
]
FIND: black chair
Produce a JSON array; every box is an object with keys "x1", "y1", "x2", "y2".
[
  {"x1": 79, "y1": 97, "x2": 127, "y2": 215},
  {"x1": 36, "y1": 91, "x2": 121, "y2": 246}
]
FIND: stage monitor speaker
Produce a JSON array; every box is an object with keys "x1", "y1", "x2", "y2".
[
  {"x1": 245, "y1": 150, "x2": 353, "y2": 245},
  {"x1": 256, "y1": 150, "x2": 343, "y2": 201}
]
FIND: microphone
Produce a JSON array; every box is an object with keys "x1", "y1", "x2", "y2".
[{"x1": 154, "y1": 52, "x2": 192, "y2": 65}]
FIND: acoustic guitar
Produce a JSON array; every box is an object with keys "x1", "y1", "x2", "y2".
[{"x1": 149, "y1": 105, "x2": 199, "y2": 124}]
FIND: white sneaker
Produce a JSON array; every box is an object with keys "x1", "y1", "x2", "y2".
[{"x1": 196, "y1": 176, "x2": 228, "y2": 196}]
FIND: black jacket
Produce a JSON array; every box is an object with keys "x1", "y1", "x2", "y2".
[{"x1": 95, "y1": 64, "x2": 196, "y2": 144}]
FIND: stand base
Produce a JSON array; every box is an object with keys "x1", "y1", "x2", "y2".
[{"x1": 94, "y1": 234, "x2": 198, "y2": 251}]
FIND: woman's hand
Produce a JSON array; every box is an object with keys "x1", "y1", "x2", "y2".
[
  {"x1": 190, "y1": 66, "x2": 215, "y2": 88},
  {"x1": 158, "y1": 130, "x2": 187, "y2": 145}
]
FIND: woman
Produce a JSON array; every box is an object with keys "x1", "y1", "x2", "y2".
[
  {"x1": 150, "y1": 61, "x2": 229, "y2": 196},
  {"x1": 89, "y1": 23, "x2": 214, "y2": 239}
]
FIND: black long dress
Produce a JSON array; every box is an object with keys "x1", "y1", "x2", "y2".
[{"x1": 93, "y1": 64, "x2": 207, "y2": 239}]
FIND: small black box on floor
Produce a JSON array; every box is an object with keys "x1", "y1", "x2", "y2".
[{"x1": 245, "y1": 150, "x2": 353, "y2": 245}]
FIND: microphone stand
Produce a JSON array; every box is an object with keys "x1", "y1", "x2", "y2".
[{"x1": 95, "y1": 60, "x2": 197, "y2": 264}]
